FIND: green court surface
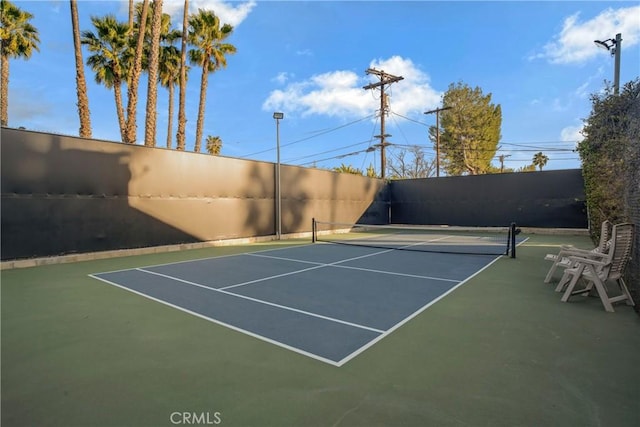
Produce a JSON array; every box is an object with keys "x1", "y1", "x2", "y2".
[{"x1": 2, "y1": 234, "x2": 639, "y2": 427}]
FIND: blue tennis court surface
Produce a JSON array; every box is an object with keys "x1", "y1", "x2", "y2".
[{"x1": 90, "y1": 243, "x2": 506, "y2": 366}]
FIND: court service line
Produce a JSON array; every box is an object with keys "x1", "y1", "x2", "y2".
[
  {"x1": 221, "y1": 237, "x2": 447, "y2": 292},
  {"x1": 335, "y1": 252, "x2": 506, "y2": 367},
  {"x1": 246, "y1": 252, "x2": 460, "y2": 283},
  {"x1": 135, "y1": 268, "x2": 385, "y2": 334},
  {"x1": 219, "y1": 247, "x2": 395, "y2": 291},
  {"x1": 89, "y1": 273, "x2": 342, "y2": 367}
]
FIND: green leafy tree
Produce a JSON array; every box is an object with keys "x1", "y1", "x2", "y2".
[
  {"x1": 532, "y1": 152, "x2": 549, "y2": 171},
  {"x1": 205, "y1": 135, "x2": 222, "y2": 155},
  {"x1": 0, "y1": 0, "x2": 40, "y2": 126},
  {"x1": 577, "y1": 79, "x2": 639, "y2": 308},
  {"x1": 70, "y1": 0, "x2": 91, "y2": 138},
  {"x1": 430, "y1": 82, "x2": 502, "y2": 175},
  {"x1": 577, "y1": 79, "x2": 639, "y2": 232},
  {"x1": 188, "y1": 9, "x2": 236, "y2": 153},
  {"x1": 333, "y1": 163, "x2": 363, "y2": 175},
  {"x1": 82, "y1": 15, "x2": 130, "y2": 141}
]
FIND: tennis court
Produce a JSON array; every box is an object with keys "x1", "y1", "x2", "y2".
[
  {"x1": 91, "y1": 225, "x2": 524, "y2": 366},
  {"x1": 3, "y1": 231, "x2": 640, "y2": 427}
]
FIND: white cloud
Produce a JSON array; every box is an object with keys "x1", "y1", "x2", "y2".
[
  {"x1": 162, "y1": 0, "x2": 257, "y2": 27},
  {"x1": 263, "y1": 55, "x2": 442, "y2": 118},
  {"x1": 560, "y1": 124, "x2": 584, "y2": 143},
  {"x1": 272, "y1": 72, "x2": 292, "y2": 85},
  {"x1": 532, "y1": 5, "x2": 640, "y2": 64}
]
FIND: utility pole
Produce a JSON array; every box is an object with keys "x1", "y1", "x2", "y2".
[
  {"x1": 363, "y1": 68, "x2": 403, "y2": 179},
  {"x1": 498, "y1": 154, "x2": 511, "y2": 173},
  {"x1": 424, "y1": 106, "x2": 451, "y2": 178}
]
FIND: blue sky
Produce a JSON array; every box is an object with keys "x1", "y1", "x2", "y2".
[{"x1": 6, "y1": 0, "x2": 640, "y2": 174}]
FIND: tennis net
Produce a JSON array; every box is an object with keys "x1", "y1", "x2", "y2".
[{"x1": 312, "y1": 219, "x2": 516, "y2": 256}]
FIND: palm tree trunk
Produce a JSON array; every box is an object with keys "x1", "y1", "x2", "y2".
[
  {"x1": 166, "y1": 83, "x2": 174, "y2": 148},
  {"x1": 128, "y1": 0, "x2": 134, "y2": 31},
  {"x1": 194, "y1": 58, "x2": 209, "y2": 153},
  {"x1": 144, "y1": 0, "x2": 163, "y2": 147},
  {"x1": 124, "y1": 0, "x2": 149, "y2": 144},
  {"x1": 176, "y1": 0, "x2": 189, "y2": 151},
  {"x1": 114, "y1": 80, "x2": 127, "y2": 142},
  {"x1": 70, "y1": 0, "x2": 92, "y2": 138},
  {"x1": 1, "y1": 54, "x2": 9, "y2": 126}
]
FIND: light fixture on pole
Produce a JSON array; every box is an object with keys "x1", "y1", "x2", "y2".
[
  {"x1": 594, "y1": 33, "x2": 622, "y2": 95},
  {"x1": 424, "y1": 106, "x2": 451, "y2": 178},
  {"x1": 273, "y1": 112, "x2": 284, "y2": 240}
]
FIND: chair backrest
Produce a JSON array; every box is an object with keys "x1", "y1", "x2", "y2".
[
  {"x1": 596, "y1": 220, "x2": 612, "y2": 253},
  {"x1": 600, "y1": 223, "x2": 635, "y2": 280}
]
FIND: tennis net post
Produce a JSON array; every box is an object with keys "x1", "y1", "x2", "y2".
[
  {"x1": 312, "y1": 218, "x2": 317, "y2": 243},
  {"x1": 510, "y1": 222, "x2": 517, "y2": 258}
]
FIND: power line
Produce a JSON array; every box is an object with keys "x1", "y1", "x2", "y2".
[
  {"x1": 390, "y1": 111, "x2": 430, "y2": 127},
  {"x1": 284, "y1": 139, "x2": 372, "y2": 164},
  {"x1": 240, "y1": 114, "x2": 375, "y2": 159}
]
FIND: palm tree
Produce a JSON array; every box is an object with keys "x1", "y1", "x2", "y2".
[
  {"x1": 81, "y1": 15, "x2": 130, "y2": 141},
  {"x1": 333, "y1": 164, "x2": 363, "y2": 175},
  {"x1": 205, "y1": 135, "x2": 222, "y2": 155},
  {"x1": 188, "y1": 9, "x2": 236, "y2": 153},
  {"x1": 123, "y1": 0, "x2": 149, "y2": 144},
  {"x1": 0, "y1": 0, "x2": 40, "y2": 126},
  {"x1": 159, "y1": 42, "x2": 182, "y2": 148},
  {"x1": 128, "y1": 0, "x2": 134, "y2": 32},
  {"x1": 176, "y1": 0, "x2": 189, "y2": 151},
  {"x1": 144, "y1": 0, "x2": 163, "y2": 147},
  {"x1": 70, "y1": 0, "x2": 91, "y2": 137},
  {"x1": 532, "y1": 152, "x2": 549, "y2": 171}
]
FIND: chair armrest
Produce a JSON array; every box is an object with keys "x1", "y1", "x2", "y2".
[
  {"x1": 556, "y1": 247, "x2": 602, "y2": 258},
  {"x1": 567, "y1": 256, "x2": 609, "y2": 268}
]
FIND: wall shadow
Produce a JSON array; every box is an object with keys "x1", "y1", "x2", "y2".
[
  {"x1": 1, "y1": 128, "x2": 200, "y2": 260},
  {"x1": 6, "y1": 127, "x2": 578, "y2": 262}
]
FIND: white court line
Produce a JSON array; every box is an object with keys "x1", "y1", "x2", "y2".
[
  {"x1": 89, "y1": 234, "x2": 529, "y2": 367},
  {"x1": 334, "y1": 253, "x2": 505, "y2": 366},
  {"x1": 221, "y1": 236, "x2": 449, "y2": 291},
  {"x1": 135, "y1": 268, "x2": 385, "y2": 334},
  {"x1": 88, "y1": 273, "x2": 343, "y2": 367},
  {"x1": 334, "y1": 235, "x2": 533, "y2": 366},
  {"x1": 246, "y1": 252, "x2": 460, "y2": 283},
  {"x1": 91, "y1": 242, "x2": 316, "y2": 275}
]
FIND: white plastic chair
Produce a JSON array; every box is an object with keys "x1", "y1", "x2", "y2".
[
  {"x1": 544, "y1": 220, "x2": 611, "y2": 284},
  {"x1": 558, "y1": 223, "x2": 635, "y2": 312}
]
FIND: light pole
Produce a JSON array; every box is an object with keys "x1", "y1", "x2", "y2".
[
  {"x1": 424, "y1": 106, "x2": 451, "y2": 178},
  {"x1": 595, "y1": 33, "x2": 622, "y2": 95},
  {"x1": 273, "y1": 112, "x2": 284, "y2": 240}
]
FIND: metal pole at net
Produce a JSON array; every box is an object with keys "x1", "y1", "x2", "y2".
[
  {"x1": 510, "y1": 222, "x2": 517, "y2": 258},
  {"x1": 312, "y1": 218, "x2": 317, "y2": 243}
]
